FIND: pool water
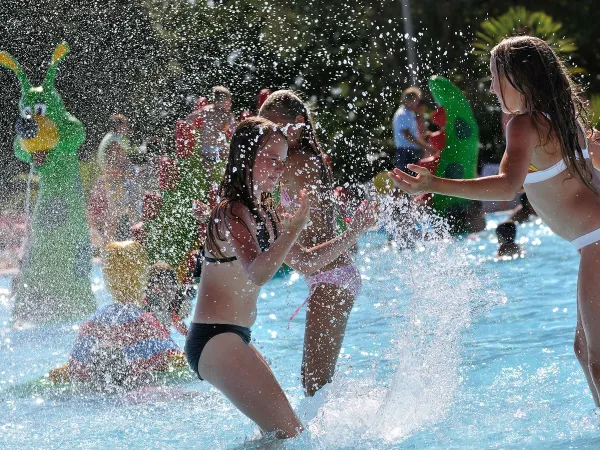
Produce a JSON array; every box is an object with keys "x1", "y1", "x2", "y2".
[{"x1": 1, "y1": 212, "x2": 599, "y2": 449}]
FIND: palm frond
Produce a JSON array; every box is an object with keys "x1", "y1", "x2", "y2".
[{"x1": 472, "y1": 7, "x2": 583, "y2": 73}]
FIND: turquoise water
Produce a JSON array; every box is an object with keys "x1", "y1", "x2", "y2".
[{"x1": 1, "y1": 212, "x2": 599, "y2": 449}]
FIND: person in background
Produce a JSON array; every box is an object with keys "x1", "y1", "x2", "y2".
[
  {"x1": 392, "y1": 87, "x2": 437, "y2": 176},
  {"x1": 198, "y1": 86, "x2": 236, "y2": 163},
  {"x1": 145, "y1": 261, "x2": 191, "y2": 337},
  {"x1": 48, "y1": 241, "x2": 183, "y2": 389},
  {"x1": 496, "y1": 221, "x2": 522, "y2": 258},
  {"x1": 134, "y1": 137, "x2": 163, "y2": 195},
  {"x1": 415, "y1": 98, "x2": 431, "y2": 145},
  {"x1": 89, "y1": 114, "x2": 137, "y2": 243}
]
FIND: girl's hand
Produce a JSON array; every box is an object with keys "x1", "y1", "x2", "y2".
[
  {"x1": 348, "y1": 200, "x2": 379, "y2": 233},
  {"x1": 388, "y1": 165, "x2": 434, "y2": 195},
  {"x1": 282, "y1": 189, "x2": 310, "y2": 232}
]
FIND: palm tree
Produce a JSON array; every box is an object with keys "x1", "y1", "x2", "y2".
[{"x1": 472, "y1": 6, "x2": 583, "y2": 73}]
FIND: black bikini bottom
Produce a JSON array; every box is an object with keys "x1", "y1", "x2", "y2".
[{"x1": 184, "y1": 322, "x2": 252, "y2": 380}]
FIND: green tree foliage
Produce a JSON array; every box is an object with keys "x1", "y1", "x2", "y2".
[{"x1": 1, "y1": 0, "x2": 599, "y2": 195}]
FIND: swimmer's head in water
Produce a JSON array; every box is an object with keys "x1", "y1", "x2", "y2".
[
  {"x1": 490, "y1": 35, "x2": 595, "y2": 194},
  {"x1": 206, "y1": 117, "x2": 286, "y2": 258},
  {"x1": 103, "y1": 241, "x2": 149, "y2": 307},
  {"x1": 496, "y1": 221, "x2": 517, "y2": 245}
]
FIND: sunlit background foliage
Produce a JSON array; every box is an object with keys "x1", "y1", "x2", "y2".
[{"x1": 1, "y1": 0, "x2": 599, "y2": 202}]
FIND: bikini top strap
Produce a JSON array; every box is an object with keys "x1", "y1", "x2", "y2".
[
  {"x1": 201, "y1": 246, "x2": 237, "y2": 263},
  {"x1": 255, "y1": 207, "x2": 279, "y2": 251}
]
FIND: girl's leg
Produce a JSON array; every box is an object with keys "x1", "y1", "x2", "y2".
[
  {"x1": 577, "y1": 243, "x2": 600, "y2": 407},
  {"x1": 302, "y1": 284, "x2": 355, "y2": 397},
  {"x1": 198, "y1": 333, "x2": 303, "y2": 439},
  {"x1": 574, "y1": 309, "x2": 599, "y2": 406}
]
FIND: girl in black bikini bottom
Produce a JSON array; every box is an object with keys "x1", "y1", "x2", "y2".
[
  {"x1": 185, "y1": 207, "x2": 278, "y2": 379},
  {"x1": 185, "y1": 323, "x2": 251, "y2": 379}
]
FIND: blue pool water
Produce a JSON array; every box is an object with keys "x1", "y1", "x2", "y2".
[{"x1": 1, "y1": 212, "x2": 599, "y2": 449}]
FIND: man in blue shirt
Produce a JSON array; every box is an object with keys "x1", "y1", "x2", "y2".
[{"x1": 392, "y1": 87, "x2": 436, "y2": 175}]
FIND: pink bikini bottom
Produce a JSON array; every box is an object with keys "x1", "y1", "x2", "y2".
[{"x1": 288, "y1": 264, "x2": 362, "y2": 325}]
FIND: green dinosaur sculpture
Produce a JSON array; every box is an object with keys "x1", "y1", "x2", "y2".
[{"x1": 0, "y1": 43, "x2": 96, "y2": 322}]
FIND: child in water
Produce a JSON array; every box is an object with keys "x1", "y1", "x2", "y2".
[
  {"x1": 185, "y1": 117, "x2": 310, "y2": 438},
  {"x1": 259, "y1": 91, "x2": 379, "y2": 396},
  {"x1": 145, "y1": 262, "x2": 191, "y2": 337},
  {"x1": 389, "y1": 35, "x2": 600, "y2": 406},
  {"x1": 495, "y1": 221, "x2": 522, "y2": 258},
  {"x1": 49, "y1": 241, "x2": 182, "y2": 389}
]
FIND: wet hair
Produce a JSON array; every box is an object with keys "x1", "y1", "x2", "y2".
[
  {"x1": 491, "y1": 36, "x2": 595, "y2": 194},
  {"x1": 258, "y1": 89, "x2": 333, "y2": 187},
  {"x1": 212, "y1": 86, "x2": 231, "y2": 102},
  {"x1": 206, "y1": 117, "x2": 285, "y2": 258},
  {"x1": 496, "y1": 221, "x2": 517, "y2": 244},
  {"x1": 401, "y1": 86, "x2": 422, "y2": 102}
]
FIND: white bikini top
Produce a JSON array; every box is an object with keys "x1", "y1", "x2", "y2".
[{"x1": 523, "y1": 124, "x2": 589, "y2": 185}]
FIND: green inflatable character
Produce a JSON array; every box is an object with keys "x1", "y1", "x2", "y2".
[
  {"x1": 0, "y1": 43, "x2": 96, "y2": 322},
  {"x1": 427, "y1": 76, "x2": 484, "y2": 233}
]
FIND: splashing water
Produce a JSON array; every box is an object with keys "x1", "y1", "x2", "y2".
[
  {"x1": 3, "y1": 208, "x2": 599, "y2": 448},
  {"x1": 288, "y1": 192, "x2": 502, "y2": 448}
]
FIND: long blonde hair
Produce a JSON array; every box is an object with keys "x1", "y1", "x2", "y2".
[{"x1": 491, "y1": 36, "x2": 595, "y2": 193}]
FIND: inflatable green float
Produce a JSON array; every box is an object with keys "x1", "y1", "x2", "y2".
[
  {"x1": 0, "y1": 43, "x2": 96, "y2": 322},
  {"x1": 425, "y1": 75, "x2": 484, "y2": 234}
]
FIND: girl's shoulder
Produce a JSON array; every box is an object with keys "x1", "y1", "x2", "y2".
[
  {"x1": 506, "y1": 113, "x2": 544, "y2": 141},
  {"x1": 213, "y1": 200, "x2": 251, "y2": 224}
]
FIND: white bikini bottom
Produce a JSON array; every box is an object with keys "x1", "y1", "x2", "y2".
[{"x1": 571, "y1": 228, "x2": 600, "y2": 251}]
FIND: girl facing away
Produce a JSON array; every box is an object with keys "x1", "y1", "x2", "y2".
[
  {"x1": 185, "y1": 117, "x2": 310, "y2": 438},
  {"x1": 259, "y1": 91, "x2": 379, "y2": 396},
  {"x1": 389, "y1": 35, "x2": 600, "y2": 406}
]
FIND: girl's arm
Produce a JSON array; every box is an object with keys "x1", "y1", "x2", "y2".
[
  {"x1": 389, "y1": 114, "x2": 535, "y2": 201},
  {"x1": 226, "y1": 191, "x2": 310, "y2": 286},
  {"x1": 283, "y1": 200, "x2": 378, "y2": 275}
]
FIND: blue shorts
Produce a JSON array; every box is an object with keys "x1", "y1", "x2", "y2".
[{"x1": 395, "y1": 147, "x2": 422, "y2": 176}]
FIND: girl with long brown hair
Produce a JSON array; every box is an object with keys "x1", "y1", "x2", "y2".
[
  {"x1": 185, "y1": 117, "x2": 309, "y2": 438},
  {"x1": 389, "y1": 35, "x2": 600, "y2": 406}
]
